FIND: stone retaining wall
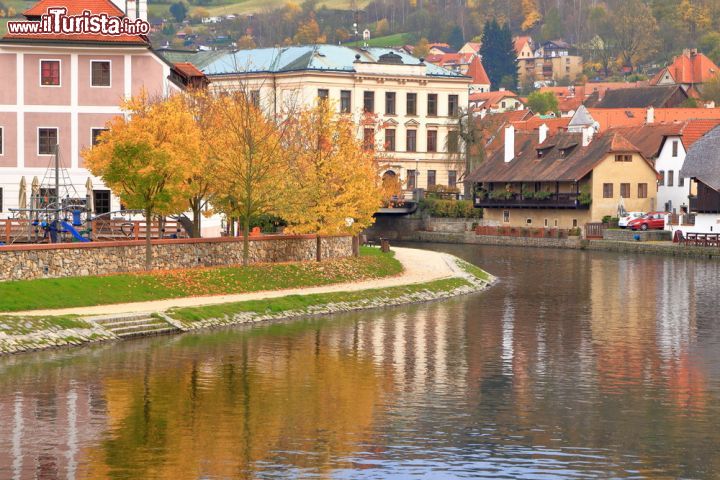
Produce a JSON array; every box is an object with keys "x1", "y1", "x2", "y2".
[
  {"x1": 0, "y1": 235, "x2": 353, "y2": 281},
  {"x1": 603, "y1": 229, "x2": 672, "y2": 242},
  {"x1": 413, "y1": 231, "x2": 584, "y2": 249},
  {"x1": 364, "y1": 216, "x2": 482, "y2": 241}
]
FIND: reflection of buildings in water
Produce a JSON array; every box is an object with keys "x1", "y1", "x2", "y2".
[
  {"x1": 656, "y1": 260, "x2": 696, "y2": 362},
  {"x1": 0, "y1": 382, "x2": 106, "y2": 480}
]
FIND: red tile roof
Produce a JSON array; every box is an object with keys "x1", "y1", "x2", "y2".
[
  {"x1": 4, "y1": 0, "x2": 147, "y2": 44},
  {"x1": 470, "y1": 90, "x2": 519, "y2": 108},
  {"x1": 513, "y1": 116, "x2": 570, "y2": 134},
  {"x1": 513, "y1": 36, "x2": 531, "y2": 55},
  {"x1": 467, "y1": 55, "x2": 490, "y2": 85},
  {"x1": 680, "y1": 119, "x2": 720, "y2": 148},
  {"x1": 173, "y1": 62, "x2": 205, "y2": 78},
  {"x1": 650, "y1": 50, "x2": 720, "y2": 86}
]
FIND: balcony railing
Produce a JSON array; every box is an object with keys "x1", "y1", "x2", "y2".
[
  {"x1": 689, "y1": 195, "x2": 720, "y2": 214},
  {"x1": 474, "y1": 193, "x2": 589, "y2": 209}
]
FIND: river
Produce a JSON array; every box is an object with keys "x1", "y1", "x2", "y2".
[{"x1": 1, "y1": 243, "x2": 720, "y2": 479}]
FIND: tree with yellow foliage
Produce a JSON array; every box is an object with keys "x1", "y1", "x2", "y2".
[
  {"x1": 521, "y1": 0, "x2": 541, "y2": 32},
  {"x1": 282, "y1": 101, "x2": 382, "y2": 257},
  {"x1": 82, "y1": 93, "x2": 199, "y2": 269},
  {"x1": 204, "y1": 87, "x2": 288, "y2": 266}
]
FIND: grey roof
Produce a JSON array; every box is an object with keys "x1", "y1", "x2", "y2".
[
  {"x1": 680, "y1": 125, "x2": 720, "y2": 191},
  {"x1": 569, "y1": 105, "x2": 594, "y2": 128},
  {"x1": 180, "y1": 45, "x2": 465, "y2": 78},
  {"x1": 155, "y1": 49, "x2": 227, "y2": 70},
  {"x1": 593, "y1": 85, "x2": 687, "y2": 108}
]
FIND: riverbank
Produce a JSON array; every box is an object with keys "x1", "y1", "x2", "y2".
[
  {"x1": 0, "y1": 248, "x2": 495, "y2": 355},
  {"x1": 412, "y1": 231, "x2": 720, "y2": 260}
]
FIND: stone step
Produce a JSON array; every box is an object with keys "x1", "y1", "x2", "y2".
[
  {"x1": 90, "y1": 313, "x2": 156, "y2": 325},
  {"x1": 94, "y1": 318, "x2": 164, "y2": 329},
  {"x1": 111, "y1": 324, "x2": 178, "y2": 338}
]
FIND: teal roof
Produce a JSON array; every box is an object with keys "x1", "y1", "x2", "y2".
[{"x1": 191, "y1": 45, "x2": 465, "y2": 78}]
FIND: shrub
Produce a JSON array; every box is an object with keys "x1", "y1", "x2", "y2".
[
  {"x1": 602, "y1": 215, "x2": 613, "y2": 224},
  {"x1": 568, "y1": 227, "x2": 582, "y2": 236},
  {"x1": 489, "y1": 190, "x2": 514, "y2": 200},
  {"x1": 534, "y1": 190, "x2": 552, "y2": 200},
  {"x1": 420, "y1": 198, "x2": 483, "y2": 218}
]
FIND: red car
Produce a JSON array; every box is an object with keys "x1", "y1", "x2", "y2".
[{"x1": 628, "y1": 212, "x2": 669, "y2": 231}]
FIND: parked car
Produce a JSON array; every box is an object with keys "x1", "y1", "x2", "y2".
[
  {"x1": 628, "y1": 212, "x2": 669, "y2": 231},
  {"x1": 618, "y1": 211, "x2": 646, "y2": 228}
]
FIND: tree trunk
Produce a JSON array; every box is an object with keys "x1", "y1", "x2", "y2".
[
  {"x1": 242, "y1": 215, "x2": 250, "y2": 266},
  {"x1": 144, "y1": 208, "x2": 153, "y2": 271},
  {"x1": 316, "y1": 235, "x2": 322, "y2": 262},
  {"x1": 191, "y1": 202, "x2": 202, "y2": 238}
]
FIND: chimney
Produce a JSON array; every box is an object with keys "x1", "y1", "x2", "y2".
[
  {"x1": 582, "y1": 126, "x2": 594, "y2": 147},
  {"x1": 125, "y1": 0, "x2": 137, "y2": 20},
  {"x1": 646, "y1": 107, "x2": 655, "y2": 124},
  {"x1": 137, "y1": 0, "x2": 147, "y2": 21},
  {"x1": 538, "y1": 123, "x2": 549, "y2": 144},
  {"x1": 504, "y1": 125, "x2": 515, "y2": 163}
]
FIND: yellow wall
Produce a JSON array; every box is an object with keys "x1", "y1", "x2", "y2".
[{"x1": 590, "y1": 153, "x2": 657, "y2": 220}]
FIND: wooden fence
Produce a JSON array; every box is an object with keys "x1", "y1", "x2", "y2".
[
  {"x1": 584, "y1": 223, "x2": 606, "y2": 239},
  {"x1": 1, "y1": 218, "x2": 187, "y2": 244}
]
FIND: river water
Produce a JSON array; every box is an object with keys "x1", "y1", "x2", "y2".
[{"x1": 1, "y1": 244, "x2": 720, "y2": 479}]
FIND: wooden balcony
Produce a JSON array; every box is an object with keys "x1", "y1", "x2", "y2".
[
  {"x1": 474, "y1": 193, "x2": 589, "y2": 210},
  {"x1": 689, "y1": 188, "x2": 720, "y2": 214}
]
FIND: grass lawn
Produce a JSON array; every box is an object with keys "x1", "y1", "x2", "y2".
[
  {"x1": 360, "y1": 32, "x2": 413, "y2": 47},
  {"x1": 0, "y1": 315, "x2": 89, "y2": 335},
  {"x1": 0, "y1": 247, "x2": 402, "y2": 312},
  {"x1": 168, "y1": 277, "x2": 471, "y2": 324}
]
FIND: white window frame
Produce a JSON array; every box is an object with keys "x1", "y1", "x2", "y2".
[
  {"x1": 37, "y1": 127, "x2": 59, "y2": 156},
  {"x1": 39, "y1": 59, "x2": 62, "y2": 88},
  {"x1": 0, "y1": 126, "x2": 4, "y2": 156},
  {"x1": 90, "y1": 127, "x2": 108, "y2": 147},
  {"x1": 90, "y1": 60, "x2": 112, "y2": 88}
]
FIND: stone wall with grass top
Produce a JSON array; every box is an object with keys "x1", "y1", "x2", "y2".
[{"x1": 0, "y1": 235, "x2": 353, "y2": 282}]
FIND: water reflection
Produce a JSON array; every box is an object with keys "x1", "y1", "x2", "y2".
[{"x1": 1, "y1": 244, "x2": 720, "y2": 478}]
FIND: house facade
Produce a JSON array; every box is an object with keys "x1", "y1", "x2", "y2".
[
  {"x1": 650, "y1": 49, "x2": 720, "y2": 94},
  {"x1": 517, "y1": 39, "x2": 583, "y2": 85},
  {"x1": 0, "y1": 0, "x2": 178, "y2": 218},
  {"x1": 171, "y1": 45, "x2": 471, "y2": 194},
  {"x1": 468, "y1": 126, "x2": 659, "y2": 228},
  {"x1": 679, "y1": 126, "x2": 720, "y2": 234}
]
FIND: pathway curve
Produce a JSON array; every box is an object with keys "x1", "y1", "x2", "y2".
[{"x1": 10, "y1": 247, "x2": 457, "y2": 317}]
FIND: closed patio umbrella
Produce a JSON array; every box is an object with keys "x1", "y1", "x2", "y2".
[
  {"x1": 18, "y1": 176, "x2": 27, "y2": 217},
  {"x1": 31, "y1": 176, "x2": 40, "y2": 211},
  {"x1": 85, "y1": 177, "x2": 94, "y2": 213}
]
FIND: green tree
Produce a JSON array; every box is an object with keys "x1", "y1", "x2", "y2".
[
  {"x1": 527, "y1": 91, "x2": 559, "y2": 115},
  {"x1": 169, "y1": 2, "x2": 188, "y2": 22},
  {"x1": 480, "y1": 19, "x2": 517, "y2": 90},
  {"x1": 540, "y1": 7, "x2": 563, "y2": 42},
  {"x1": 448, "y1": 26, "x2": 464, "y2": 51}
]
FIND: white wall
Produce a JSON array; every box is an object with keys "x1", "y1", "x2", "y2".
[{"x1": 655, "y1": 135, "x2": 692, "y2": 213}]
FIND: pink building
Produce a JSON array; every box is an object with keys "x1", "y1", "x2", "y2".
[{"x1": 0, "y1": 0, "x2": 181, "y2": 217}]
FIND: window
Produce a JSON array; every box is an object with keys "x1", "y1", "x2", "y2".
[
  {"x1": 501, "y1": 101, "x2": 506, "y2": 108},
  {"x1": 90, "y1": 60, "x2": 111, "y2": 87},
  {"x1": 526, "y1": 218, "x2": 532, "y2": 225},
  {"x1": 573, "y1": 219, "x2": 578, "y2": 228},
  {"x1": 407, "y1": 170, "x2": 416, "y2": 190},
  {"x1": 447, "y1": 130, "x2": 459, "y2": 153},
  {"x1": 448, "y1": 170, "x2": 457, "y2": 188},
  {"x1": 638, "y1": 183, "x2": 648, "y2": 198},
  {"x1": 659, "y1": 170, "x2": 665, "y2": 186},
  {"x1": 317, "y1": 89, "x2": 329, "y2": 101},
  {"x1": 40, "y1": 60, "x2": 60, "y2": 86},
  {"x1": 385, "y1": 92, "x2": 396, "y2": 115},
  {"x1": 667, "y1": 170, "x2": 674, "y2": 187},
  {"x1": 544, "y1": 218, "x2": 548, "y2": 227},
  {"x1": 427, "y1": 170, "x2": 436, "y2": 187},
  {"x1": 620, "y1": 183, "x2": 630, "y2": 198},
  {"x1": 407, "y1": 93, "x2": 417, "y2": 115},
  {"x1": 603, "y1": 183, "x2": 613, "y2": 198},
  {"x1": 427, "y1": 94, "x2": 438, "y2": 116},
  {"x1": 679, "y1": 176, "x2": 685, "y2": 187},
  {"x1": 363, "y1": 128, "x2": 375, "y2": 151},
  {"x1": 448, "y1": 94, "x2": 459, "y2": 117},
  {"x1": 427, "y1": 130, "x2": 437, "y2": 152},
  {"x1": 406, "y1": 129, "x2": 417, "y2": 152},
  {"x1": 363, "y1": 91, "x2": 374, "y2": 113},
  {"x1": 91, "y1": 128, "x2": 108, "y2": 147},
  {"x1": 615, "y1": 154, "x2": 632, "y2": 162},
  {"x1": 249, "y1": 90, "x2": 260, "y2": 106},
  {"x1": 93, "y1": 190, "x2": 111, "y2": 215},
  {"x1": 0, "y1": 188, "x2": 3, "y2": 212},
  {"x1": 340, "y1": 90, "x2": 351, "y2": 113},
  {"x1": 554, "y1": 219, "x2": 558, "y2": 227},
  {"x1": 672, "y1": 140, "x2": 679, "y2": 157},
  {"x1": 0, "y1": 127, "x2": 3, "y2": 155},
  {"x1": 503, "y1": 210, "x2": 510, "y2": 223},
  {"x1": 38, "y1": 128, "x2": 58, "y2": 155},
  {"x1": 385, "y1": 129, "x2": 396, "y2": 151}
]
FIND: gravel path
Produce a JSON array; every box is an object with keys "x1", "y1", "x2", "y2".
[{"x1": 10, "y1": 247, "x2": 457, "y2": 317}]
